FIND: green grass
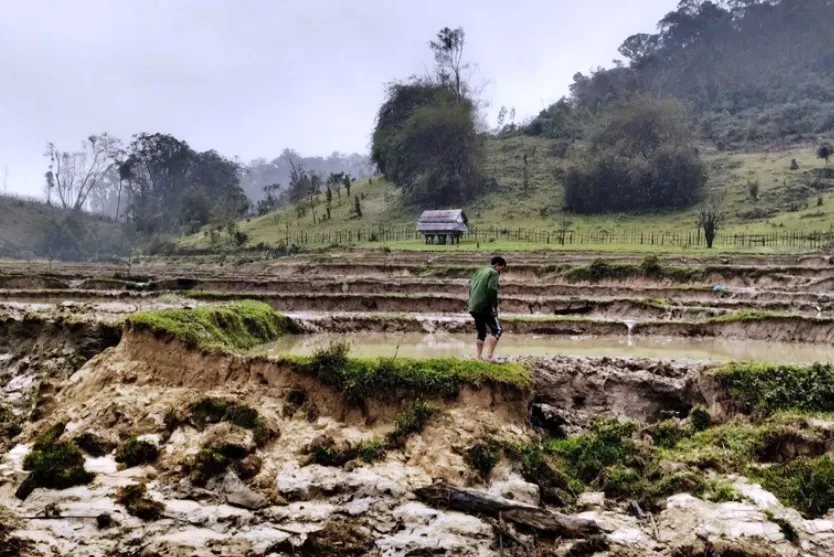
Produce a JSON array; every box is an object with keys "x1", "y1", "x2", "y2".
[
  {"x1": 127, "y1": 301, "x2": 293, "y2": 351},
  {"x1": 286, "y1": 341, "x2": 532, "y2": 401},
  {"x1": 177, "y1": 137, "x2": 834, "y2": 254},
  {"x1": 714, "y1": 362, "x2": 834, "y2": 414},
  {"x1": 115, "y1": 437, "x2": 159, "y2": 468},
  {"x1": 187, "y1": 397, "x2": 275, "y2": 446},
  {"x1": 15, "y1": 425, "x2": 94, "y2": 500}
]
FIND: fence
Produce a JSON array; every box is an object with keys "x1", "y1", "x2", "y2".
[{"x1": 273, "y1": 225, "x2": 834, "y2": 250}]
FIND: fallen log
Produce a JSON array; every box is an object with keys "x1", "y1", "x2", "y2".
[{"x1": 414, "y1": 481, "x2": 600, "y2": 539}]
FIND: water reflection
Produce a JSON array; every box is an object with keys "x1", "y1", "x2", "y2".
[{"x1": 254, "y1": 333, "x2": 834, "y2": 364}]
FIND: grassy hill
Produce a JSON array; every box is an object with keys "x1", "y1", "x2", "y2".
[
  {"x1": 180, "y1": 135, "x2": 834, "y2": 253},
  {"x1": 0, "y1": 194, "x2": 127, "y2": 260}
]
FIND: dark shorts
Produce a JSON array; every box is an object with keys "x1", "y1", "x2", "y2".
[{"x1": 471, "y1": 312, "x2": 502, "y2": 341}]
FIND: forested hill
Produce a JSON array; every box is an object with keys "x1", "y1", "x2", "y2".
[
  {"x1": 528, "y1": 0, "x2": 834, "y2": 147},
  {"x1": 240, "y1": 150, "x2": 373, "y2": 202}
]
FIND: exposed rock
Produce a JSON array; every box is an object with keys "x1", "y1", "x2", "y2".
[
  {"x1": 576, "y1": 491, "x2": 605, "y2": 512},
  {"x1": 530, "y1": 402, "x2": 570, "y2": 437},
  {"x1": 223, "y1": 471, "x2": 268, "y2": 510}
]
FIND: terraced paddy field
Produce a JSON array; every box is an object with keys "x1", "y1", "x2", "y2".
[{"x1": 2, "y1": 250, "x2": 834, "y2": 556}]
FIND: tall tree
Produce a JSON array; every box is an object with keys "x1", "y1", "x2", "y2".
[
  {"x1": 44, "y1": 133, "x2": 122, "y2": 210},
  {"x1": 429, "y1": 27, "x2": 468, "y2": 101}
]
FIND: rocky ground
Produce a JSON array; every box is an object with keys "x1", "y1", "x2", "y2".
[{"x1": 1, "y1": 252, "x2": 833, "y2": 556}]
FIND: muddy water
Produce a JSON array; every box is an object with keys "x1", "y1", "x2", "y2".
[{"x1": 255, "y1": 332, "x2": 834, "y2": 363}]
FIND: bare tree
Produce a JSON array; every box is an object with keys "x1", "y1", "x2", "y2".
[
  {"x1": 430, "y1": 27, "x2": 468, "y2": 101},
  {"x1": 698, "y1": 198, "x2": 725, "y2": 249},
  {"x1": 45, "y1": 133, "x2": 122, "y2": 210}
]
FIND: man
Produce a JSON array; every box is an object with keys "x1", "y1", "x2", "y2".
[{"x1": 468, "y1": 256, "x2": 507, "y2": 361}]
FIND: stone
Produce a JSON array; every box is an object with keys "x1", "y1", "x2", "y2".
[
  {"x1": 530, "y1": 403, "x2": 569, "y2": 437},
  {"x1": 223, "y1": 472, "x2": 268, "y2": 510},
  {"x1": 487, "y1": 473, "x2": 540, "y2": 507},
  {"x1": 576, "y1": 491, "x2": 605, "y2": 511}
]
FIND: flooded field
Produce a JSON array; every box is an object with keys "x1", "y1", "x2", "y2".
[{"x1": 254, "y1": 332, "x2": 834, "y2": 363}]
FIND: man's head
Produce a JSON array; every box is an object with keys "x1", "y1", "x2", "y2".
[{"x1": 491, "y1": 256, "x2": 507, "y2": 273}]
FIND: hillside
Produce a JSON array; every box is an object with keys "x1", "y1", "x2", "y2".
[
  {"x1": 0, "y1": 194, "x2": 129, "y2": 260},
  {"x1": 527, "y1": 0, "x2": 834, "y2": 148},
  {"x1": 180, "y1": 135, "x2": 834, "y2": 252}
]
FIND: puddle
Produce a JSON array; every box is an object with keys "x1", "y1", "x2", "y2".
[{"x1": 254, "y1": 332, "x2": 834, "y2": 364}]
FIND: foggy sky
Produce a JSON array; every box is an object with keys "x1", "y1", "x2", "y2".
[{"x1": 0, "y1": 0, "x2": 674, "y2": 197}]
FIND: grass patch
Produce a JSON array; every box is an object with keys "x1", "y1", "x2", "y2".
[
  {"x1": 187, "y1": 443, "x2": 250, "y2": 486},
  {"x1": 755, "y1": 455, "x2": 834, "y2": 517},
  {"x1": 305, "y1": 436, "x2": 387, "y2": 467},
  {"x1": 115, "y1": 437, "x2": 159, "y2": 467},
  {"x1": 127, "y1": 301, "x2": 293, "y2": 351},
  {"x1": 115, "y1": 484, "x2": 164, "y2": 521},
  {"x1": 387, "y1": 399, "x2": 436, "y2": 449},
  {"x1": 465, "y1": 442, "x2": 502, "y2": 479},
  {"x1": 708, "y1": 310, "x2": 794, "y2": 324},
  {"x1": 562, "y1": 256, "x2": 701, "y2": 283},
  {"x1": 16, "y1": 427, "x2": 94, "y2": 500},
  {"x1": 188, "y1": 397, "x2": 276, "y2": 446},
  {"x1": 289, "y1": 341, "x2": 532, "y2": 402},
  {"x1": 74, "y1": 432, "x2": 115, "y2": 458},
  {"x1": 714, "y1": 362, "x2": 834, "y2": 414}
]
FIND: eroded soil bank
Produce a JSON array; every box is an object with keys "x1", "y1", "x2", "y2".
[{"x1": 2, "y1": 311, "x2": 834, "y2": 556}]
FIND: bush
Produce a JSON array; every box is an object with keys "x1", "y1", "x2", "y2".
[
  {"x1": 466, "y1": 442, "x2": 501, "y2": 478},
  {"x1": 233, "y1": 230, "x2": 248, "y2": 247},
  {"x1": 16, "y1": 440, "x2": 93, "y2": 500},
  {"x1": 115, "y1": 437, "x2": 159, "y2": 468},
  {"x1": 564, "y1": 97, "x2": 707, "y2": 214}
]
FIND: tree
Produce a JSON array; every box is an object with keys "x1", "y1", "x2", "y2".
[
  {"x1": 698, "y1": 199, "x2": 725, "y2": 249},
  {"x1": 563, "y1": 96, "x2": 707, "y2": 214},
  {"x1": 818, "y1": 142, "x2": 833, "y2": 166},
  {"x1": 496, "y1": 106, "x2": 507, "y2": 130},
  {"x1": 353, "y1": 195, "x2": 362, "y2": 218},
  {"x1": 372, "y1": 81, "x2": 485, "y2": 207},
  {"x1": 747, "y1": 179, "x2": 759, "y2": 201},
  {"x1": 325, "y1": 186, "x2": 333, "y2": 220},
  {"x1": 429, "y1": 27, "x2": 468, "y2": 101},
  {"x1": 120, "y1": 133, "x2": 247, "y2": 234},
  {"x1": 343, "y1": 174, "x2": 352, "y2": 197},
  {"x1": 44, "y1": 133, "x2": 122, "y2": 210}
]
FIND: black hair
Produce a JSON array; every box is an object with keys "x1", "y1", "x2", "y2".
[{"x1": 491, "y1": 256, "x2": 507, "y2": 267}]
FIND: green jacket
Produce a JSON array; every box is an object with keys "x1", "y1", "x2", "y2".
[{"x1": 468, "y1": 266, "x2": 499, "y2": 314}]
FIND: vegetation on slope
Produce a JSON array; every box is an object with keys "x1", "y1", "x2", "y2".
[
  {"x1": 127, "y1": 301, "x2": 293, "y2": 351},
  {"x1": 288, "y1": 341, "x2": 532, "y2": 401}
]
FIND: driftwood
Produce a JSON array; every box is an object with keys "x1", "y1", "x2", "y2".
[
  {"x1": 414, "y1": 481, "x2": 600, "y2": 539},
  {"x1": 485, "y1": 515, "x2": 532, "y2": 557}
]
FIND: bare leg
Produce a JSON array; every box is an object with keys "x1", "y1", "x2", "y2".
[
  {"x1": 476, "y1": 339, "x2": 485, "y2": 360},
  {"x1": 485, "y1": 335, "x2": 500, "y2": 361}
]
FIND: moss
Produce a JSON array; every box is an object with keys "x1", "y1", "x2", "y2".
[
  {"x1": 504, "y1": 442, "x2": 581, "y2": 505},
  {"x1": 188, "y1": 397, "x2": 273, "y2": 445},
  {"x1": 359, "y1": 439, "x2": 386, "y2": 463},
  {"x1": 16, "y1": 440, "x2": 93, "y2": 500},
  {"x1": 188, "y1": 443, "x2": 250, "y2": 486},
  {"x1": 74, "y1": 432, "x2": 114, "y2": 457},
  {"x1": 602, "y1": 465, "x2": 645, "y2": 498},
  {"x1": 647, "y1": 420, "x2": 693, "y2": 449},
  {"x1": 766, "y1": 513, "x2": 799, "y2": 544},
  {"x1": 115, "y1": 437, "x2": 159, "y2": 468},
  {"x1": 465, "y1": 442, "x2": 501, "y2": 479},
  {"x1": 290, "y1": 343, "x2": 532, "y2": 402},
  {"x1": 714, "y1": 362, "x2": 834, "y2": 414},
  {"x1": 387, "y1": 399, "x2": 436, "y2": 449},
  {"x1": 689, "y1": 406, "x2": 712, "y2": 431},
  {"x1": 709, "y1": 310, "x2": 794, "y2": 324},
  {"x1": 703, "y1": 480, "x2": 742, "y2": 503},
  {"x1": 563, "y1": 257, "x2": 700, "y2": 284},
  {"x1": 649, "y1": 470, "x2": 707, "y2": 499},
  {"x1": 127, "y1": 301, "x2": 293, "y2": 351},
  {"x1": 546, "y1": 419, "x2": 643, "y2": 484},
  {"x1": 115, "y1": 484, "x2": 164, "y2": 521},
  {"x1": 754, "y1": 455, "x2": 834, "y2": 517}
]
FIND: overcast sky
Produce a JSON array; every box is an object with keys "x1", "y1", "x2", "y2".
[{"x1": 0, "y1": 0, "x2": 675, "y2": 197}]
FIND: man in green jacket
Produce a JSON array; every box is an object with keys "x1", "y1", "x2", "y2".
[{"x1": 468, "y1": 256, "x2": 507, "y2": 361}]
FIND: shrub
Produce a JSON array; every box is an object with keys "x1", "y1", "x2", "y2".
[
  {"x1": 466, "y1": 442, "x2": 501, "y2": 479},
  {"x1": 116, "y1": 484, "x2": 164, "y2": 521},
  {"x1": 16, "y1": 440, "x2": 93, "y2": 500},
  {"x1": 115, "y1": 437, "x2": 159, "y2": 468}
]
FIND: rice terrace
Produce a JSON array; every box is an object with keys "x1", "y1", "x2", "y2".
[{"x1": 4, "y1": 0, "x2": 834, "y2": 556}]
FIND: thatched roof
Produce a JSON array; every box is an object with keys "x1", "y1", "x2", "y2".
[{"x1": 417, "y1": 210, "x2": 468, "y2": 233}]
